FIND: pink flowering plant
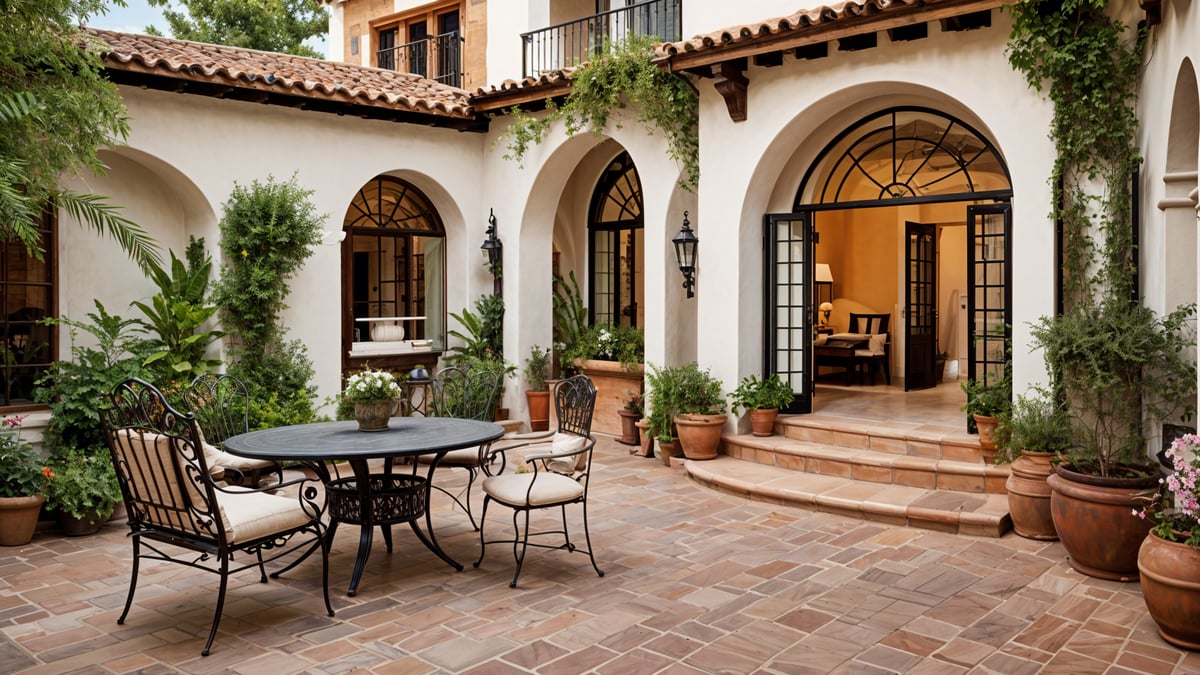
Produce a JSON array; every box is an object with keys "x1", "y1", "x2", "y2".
[{"x1": 1135, "y1": 434, "x2": 1200, "y2": 547}]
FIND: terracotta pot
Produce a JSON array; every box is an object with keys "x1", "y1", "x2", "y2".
[
  {"x1": 634, "y1": 419, "x2": 654, "y2": 458},
  {"x1": 617, "y1": 409, "x2": 640, "y2": 445},
  {"x1": 674, "y1": 413, "x2": 726, "y2": 460},
  {"x1": 354, "y1": 399, "x2": 396, "y2": 432},
  {"x1": 1006, "y1": 451, "x2": 1058, "y2": 540},
  {"x1": 0, "y1": 494, "x2": 45, "y2": 546},
  {"x1": 658, "y1": 437, "x2": 678, "y2": 467},
  {"x1": 748, "y1": 408, "x2": 779, "y2": 437},
  {"x1": 1047, "y1": 463, "x2": 1157, "y2": 581},
  {"x1": 1138, "y1": 530, "x2": 1200, "y2": 650},
  {"x1": 973, "y1": 414, "x2": 999, "y2": 463},
  {"x1": 526, "y1": 390, "x2": 550, "y2": 432},
  {"x1": 493, "y1": 407, "x2": 510, "y2": 422}
]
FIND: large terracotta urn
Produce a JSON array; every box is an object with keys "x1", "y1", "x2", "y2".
[
  {"x1": 673, "y1": 413, "x2": 726, "y2": 460},
  {"x1": 1006, "y1": 451, "x2": 1058, "y2": 540},
  {"x1": 1047, "y1": 463, "x2": 1156, "y2": 581},
  {"x1": 1138, "y1": 531, "x2": 1200, "y2": 650},
  {"x1": 0, "y1": 494, "x2": 45, "y2": 546}
]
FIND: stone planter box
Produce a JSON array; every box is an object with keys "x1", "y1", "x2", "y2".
[{"x1": 576, "y1": 359, "x2": 644, "y2": 437}]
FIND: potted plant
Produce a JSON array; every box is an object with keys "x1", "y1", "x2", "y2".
[
  {"x1": 524, "y1": 345, "x2": 551, "y2": 432},
  {"x1": 960, "y1": 365, "x2": 1011, "y2": 463},
  {"x1": 44, "y1": 447, "x2": 121, "y2": 536},
  {"x1": 618, "y1": 391, "x2": 642, "y2": 446},
  {"x1": 1135, "y1": 433, "x2": 1200, "y2": 649},
  {"x1": 342, "y1": 365, "x2": 402, "y2": 432},
  {"x1": 997, "y1": 389, "x2": 1071, "y2": 540},
  {"x1": 646, "y1": 362, "x2": 725, "y2": 461},
  {"x1": 728, "y1": 373, "x2": 794, "y2": 437},
  {"x1": 0, "y1": 415, "x2": 52, "y2": 546}
]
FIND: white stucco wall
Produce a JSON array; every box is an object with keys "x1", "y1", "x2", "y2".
[{"x1": 58, "y1": 86, "x2": 488, "y2": 410}]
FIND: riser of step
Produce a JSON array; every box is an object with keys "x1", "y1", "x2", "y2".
[
  {"x1": 723, "y1": 434, "x2": 1009, "y2": 495},
  {"x1": 777, "y1": 415, "x2": 981, "y2": 462},
  {"x1": 688, "y1": 456, "x2": 1012, "y2": 538}
]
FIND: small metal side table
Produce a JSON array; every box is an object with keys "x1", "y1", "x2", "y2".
[{"x1": 402, "y1": 378, "x2": 434, "y2": 416}]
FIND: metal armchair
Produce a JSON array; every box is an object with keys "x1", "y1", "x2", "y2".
[
  {"x1": 100, "y1": 378, "x2": 332, "y2": 656},
  {"x1": 182, "y1": 373, "x2": 280, "y2": 486}
]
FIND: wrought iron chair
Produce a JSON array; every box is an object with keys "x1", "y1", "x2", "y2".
[
  {"x1": 100, "y1": 378, "x2": 332, "y2": 656},
  {"x1": 849, "y1": 312, "x2": 892, "y2": 385},
  {"x1": 412, "y1": 365, "x2": 502, "y2": 530},
  {"x1": 474, "y1": 374, "x2": 604, "y2": 587},
  {"x1": 182, "y1": 373, "x2": 280, "y2": 487}
]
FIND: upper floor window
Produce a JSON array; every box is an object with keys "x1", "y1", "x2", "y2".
[
  {"x1": 1, "y1": 208, "x2": 55, "y2": 408},
  {"x1": 374, "y1": 2, "x2": 462, "y2": 87}
]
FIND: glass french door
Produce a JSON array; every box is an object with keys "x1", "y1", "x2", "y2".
[
  {"x1": 905, "y1": 221, "x2": 937, "y2": 391},
  {"x1": 764, "y1": 213, "x2": 811, "y2": 413},
  {"x1": 966, "y1": 203, "x2": 1012, "y2": 391}
]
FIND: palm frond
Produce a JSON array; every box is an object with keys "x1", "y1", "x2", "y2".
[{"x1": 55, "y1": 190, "x2": 161, "y2": 273}]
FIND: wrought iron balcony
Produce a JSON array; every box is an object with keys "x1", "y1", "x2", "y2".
[
  {"x1": 378, "y1": 30, "x2": 462, "y2": 88},
  {"x1": 521, "y1": 0, "x2": 681, "y2": 79}
]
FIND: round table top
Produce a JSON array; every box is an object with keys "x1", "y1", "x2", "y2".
[{"x1": 222, "y1": 417, "x2": 505, "y2": 462}]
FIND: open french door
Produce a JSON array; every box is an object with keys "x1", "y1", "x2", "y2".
[
  {"x1": 966, "y1": 203, "x2": 1012, "y2": 392},
  {"x1": 905, "y1": 222, "x2": 938, "y2": 390},
  {"x1": 764, "y1": 213, "x2": 813, "y2": 413}
]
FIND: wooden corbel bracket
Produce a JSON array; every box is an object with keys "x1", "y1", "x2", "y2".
[{"x1": 711, "y1": 61, "x2": 749, "y2": 123}]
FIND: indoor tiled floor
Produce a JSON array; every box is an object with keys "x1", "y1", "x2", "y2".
[{"x1": 4, "y1": 432, "x2": 1200, "y2": 674}]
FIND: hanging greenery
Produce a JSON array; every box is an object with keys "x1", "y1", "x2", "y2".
[
  {"x1": 1007, "y1": 0, "x2": 1196, "y2": 476},
  {"x1": 498, "y1": 34, "x2": 699, "y2": 191}
]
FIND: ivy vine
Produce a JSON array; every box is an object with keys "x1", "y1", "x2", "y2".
[{"x1": 498, "y1": 34, "x2": 699, "y2": 191}]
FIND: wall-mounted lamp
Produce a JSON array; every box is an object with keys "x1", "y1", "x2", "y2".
[
  {"x1": 672, "y1": 211, "x2": 698, "y2": 299},
  {"x1": 481, "y1": 208, "x2": 503, "y2": 295}
]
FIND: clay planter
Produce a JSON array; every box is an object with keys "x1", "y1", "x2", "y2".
[
  {"x1": 1047, "y1": 463, "x2": 1157, "y2": 581},
  {"x1": 658, "y1": 437, "x2": 679, "y2": 467},
  {"x1": 576, "y1": 359, "x2": 644, "y2": 437},
  {"x1": 617, "y1": 409, "x2": 640, "y2": 445},
  {"x1": 634, "y1": 419, "x2": 654, "y2": 458},
  {"x1": 1138, "y1": 531, "x2": 1200, "y2": 650},
  {"x1": 674, "y1": 413, "x2": 726, "y2": 460},
  {"x1": 973, "y1": 414, "x2": 1000, "y2": 464},
  {"x1": 1005, "y1": 451, "x2": 1058, "y2": 540},
  {"x1": 354, "y1": 400, "x2": 395, "y2": 432},
  {"x1": 525, "y1": 390, "x2": 550, "y2": 432},
  {"x1": 58, "y1": 507, "x2": 108, "y2": 537},
  {"x1": 0, "y1": 494, "x2": 45, "y2": 546},
  {"x1": 748, "y1": 408, "x2": 779, "y2": 437}
]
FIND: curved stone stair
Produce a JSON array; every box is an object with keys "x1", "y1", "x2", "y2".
[{"x1": 686, "y1": 413, "x2": 1013, "y2": 537}]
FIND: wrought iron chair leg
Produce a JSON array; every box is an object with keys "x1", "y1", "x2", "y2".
[
  {"x1": 580, "y1": 499, "x2": 604, "y2": 578},
  {"x1": 510, "y1": 508, "x2": 530, "y2": 588},
  {"x1": 256, "y1": 549, "x2": 268, "y2": 583},
  {"x1": 473, "y1": 496, "x2": 493, "y2": 569},
  {"x1": 320, "y1": 523, "x2": 334, "y2": 617},
  {"x1": 117, "y1": 537, "x2": 141, "y2": 625},
  {"x1": 203, "y1": 558, "x2": 231, "y2": 656}
]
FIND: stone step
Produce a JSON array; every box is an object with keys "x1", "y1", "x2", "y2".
[
  {"x1": 687, "y1": 455, "x2": 1012, "y2": 537},
  {"x1": 775, "y1": 414, "x2": 983, "y2": 462}
]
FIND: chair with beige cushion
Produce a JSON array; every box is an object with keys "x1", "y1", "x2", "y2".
[
  {"x1": 413, "y1": 365, "x2": 502, "y2": 530},
  {"x1": 100, "y1": 378, "x2": 332, "y2": 657},
  {"x1": 182, "y1": 374, "x2": 279, "y2": 487},
  {"x1": 474, "y1": 374, "x2": 604, "y2": 588},
  {"x1": 849, "y1": 313, "x2": 891, "y2": 385}
]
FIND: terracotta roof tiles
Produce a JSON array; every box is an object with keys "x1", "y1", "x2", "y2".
[{"x1": 85, "y1": 27, "x2": 475, "y2": 120}]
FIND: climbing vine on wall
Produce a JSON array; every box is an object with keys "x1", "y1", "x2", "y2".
[{"x1": 498, "y1": 34, "x2": 699, "y2": 191}]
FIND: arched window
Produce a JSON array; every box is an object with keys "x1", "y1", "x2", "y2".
[
  {"x1": 588, "y1": 151, "x2": 643, "y2": 327},
  {"x1": 342, "y1": 176, "x2": 445, "y2": 356}
]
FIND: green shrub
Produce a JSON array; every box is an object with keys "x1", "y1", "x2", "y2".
[
  {"x1": 645, "y1": 362, "x2": 725, "y2": 442},
  {"x1": 728, "y1": 373, "x2": 794, "y2": 415}
]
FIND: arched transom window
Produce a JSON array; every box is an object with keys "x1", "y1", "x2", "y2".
[{"x1": 588, "y1": 151, "x2": 644, "y2": 328}]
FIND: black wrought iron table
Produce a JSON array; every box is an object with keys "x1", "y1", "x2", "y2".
[{"x1": 223, "y1": 417, "x2": 504, "y2": 595}]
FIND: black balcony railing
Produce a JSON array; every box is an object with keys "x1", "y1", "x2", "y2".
[
  {"x1": 378, "y1": 30, "x2": 462, "y2": 87},
  {"x1": 521, "y1": 0, "x2": 681, "y2": 78}
]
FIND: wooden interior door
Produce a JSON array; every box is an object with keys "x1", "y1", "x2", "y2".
[{"x1": 905, "y1": 221, "x2": 937, "y2": 390}]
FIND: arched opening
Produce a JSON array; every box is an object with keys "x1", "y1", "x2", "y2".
[
  {"x1": 341, "y1": 175, "x2": 446, "y2": 378},
  {"x1": 769, "y1": 107, "x2": 1012, "y2": 414}
]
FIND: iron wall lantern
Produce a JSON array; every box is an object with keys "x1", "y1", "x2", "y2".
[{"x1": 672, "y1": 211, "x2": 698, "y2": 298}]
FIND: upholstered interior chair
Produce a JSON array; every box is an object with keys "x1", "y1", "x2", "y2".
[
  {"x1": 474, "y1": 374, "x2": 604, "y2": 588},
  {"x1": 413, "y1": 365, "x2": 502, "y2": 530},
  {"x1": 182, "y1": 373, "x2": 279, "y2": 486},
  {"x1": 849, "y1": 312, "x2": 891, "y2": 385},
  {"x1": 100, "y1": 378, "x2": 332, "y2": 656}
]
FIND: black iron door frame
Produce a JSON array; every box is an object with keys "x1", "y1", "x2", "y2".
[
  {"x1": 763, "y1": 213, "x2": 812, "y2": 413},
  {"x1": 905, "y1": 221, "x2": 937, "y2": 391},
  {"x1": 966, "y1": 203, "x2": 1013, "y2": 387}
]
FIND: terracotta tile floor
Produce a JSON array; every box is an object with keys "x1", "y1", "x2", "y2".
[{"x1": 4, "y1": 434, "x2": 1200, "y2": 674}]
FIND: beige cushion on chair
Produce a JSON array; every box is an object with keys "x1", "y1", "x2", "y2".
[
  {"x1": 418, "y1": 446, "x2": 481, "y2": 466},
  {"x1": 542, "y1": 432, "x2": 588, "y2": 474},
  {"x1": 481, "y1": 472, "x2": 584, "y2": 507},
  {"x1": 854, "y1": 333, "x2": 888, "y2": 357},
  {"x1": 196, "y1": 426, "x2": 273, "y2": 475},
  {"x1": 218, "y1": 488, "x2": 317, "y2": 544}
]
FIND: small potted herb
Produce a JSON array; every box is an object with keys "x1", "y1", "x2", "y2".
[{"x1": 728, "y1": 373, "x2": 794, "y2": 437}]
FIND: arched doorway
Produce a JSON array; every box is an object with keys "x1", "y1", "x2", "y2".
[
  {"x1": 341, "y1": 175, "x2": 446, "y2": 378},
  {"x1": 767, "y1": 107, "x2": 1013, "y2": 412}
]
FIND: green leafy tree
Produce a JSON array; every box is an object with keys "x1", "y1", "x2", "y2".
[
  {"x1": 210, "y1": 174, "x2": 324, "y2": 429},
  {"x1": 146, "y1": 0, "x2": 328, "y2": 58},
  {"x1": 0, "y1": 0, "x2": 159, "y2": 271}
]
